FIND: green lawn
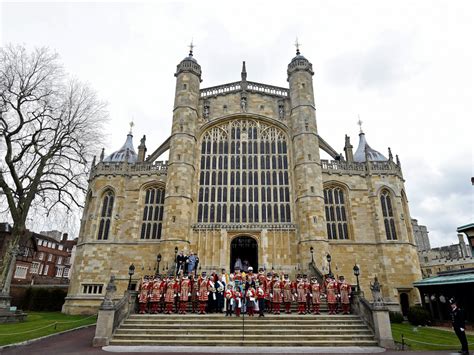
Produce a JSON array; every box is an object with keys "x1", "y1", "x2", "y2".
[
  {"x1": 391, "y1": 323, "x2": 474, "y2": 350},
  {"x1": 0, "y1": 312, "x2": 97, "y2": 347}
]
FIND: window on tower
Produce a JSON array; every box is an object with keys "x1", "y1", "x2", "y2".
[
  {"x1": 98, "y1": 190, "x2": 114, "y2": 240},
  {"x1": 380, "y1": 189, "x2": 397, "y2": 240},
  {"x1": 140, "y1": 186, "x2": 165, "y2": 239},
  {"x1": 197, "y1": 119, "x2": 291, "y2": 224},
  {"x1": 324, "y1": 186, "x2": 349, "y2": 240}
]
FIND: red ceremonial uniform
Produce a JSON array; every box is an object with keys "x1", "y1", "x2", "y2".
[
  {"x1": 282, "y1": 279, "x2": 293, "y2": 313},
  {"x1": 198, "y1": 277, "x2": 210, "y2": 314},
  {"x1": 310, "y1": 281, "x2": 322, "y2": 314},
  {"x1": 296, "y1": 280, "x2": 307, "y2": 314},
  {"x1": 339, "y1": 280, "x2": 352, "y2": 314},
  {"x1": 164, "y1": 279, "x2": 177, "y2": 314},
  {"x1": 149, "y1": 279, "x2": 162, "y2": 314},
  {"x1": 179, "y1": 278, "x2": 191, "y2": 314},
  {"x1": 138, "y1": 278, "x2": 151, "y2": 314},
  {"x1": 234, "y1": 290, "x2": 242, "y2": 316},
  {"x1": 326, "y1": 279, "x2": 338, "y2": 314},
  {"x1": 271, "y1": 279, "x2": 282, "y2": 314}
]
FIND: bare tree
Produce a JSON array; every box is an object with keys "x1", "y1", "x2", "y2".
[{"x1": 0, "y1": 45, "x2": 107, "y2": 301}]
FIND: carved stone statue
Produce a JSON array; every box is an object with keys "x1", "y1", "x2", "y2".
[
  {"x1": 370, "y1": 276, "x2": 384, "y2": 304},
  {"x1": 240, "y1": 96, "x2": 247, "y2": 112},
  {"x1": 100, "y1": 275, "x2": 117, "y2": 309}
]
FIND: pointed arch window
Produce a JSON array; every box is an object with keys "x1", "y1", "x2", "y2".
[
  {"x1": 381, "y1": 190, "x2": 397, "y2": 240},
  {"x1": 140, "y1": 186, "x2": 165, "y2": 239},
  {"x1": 324, "y1": 187, "x2": 349, "y2": 240},
  {"x1": 197, "y1": 119, "x2": 291, "y2": 224},
  {"x1": 98, "y1": 190, "x2": 114, "y2": 240}
]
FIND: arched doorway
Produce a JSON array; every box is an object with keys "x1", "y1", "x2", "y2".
[
  {"x1": 400, "y1": 292, "x2": 410, "y2": 316},
  {"x1": 230, "y1": 236, "x2": 258, "y2": 272}
]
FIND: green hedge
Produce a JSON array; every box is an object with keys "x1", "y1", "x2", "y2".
[
  {"x1": 20, "y1": 287, "x2": 67, "y2": 311},
  {"x1": 407, "y1": 306, "x2": 431, "y2": 326},
  {"x1": 389, "y1": 311, "x2": 404, "y2": 323}
]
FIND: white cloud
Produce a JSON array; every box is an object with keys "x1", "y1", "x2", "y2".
[{"x1": 1, "y1": 0, "x2": 472, "y2": 246}]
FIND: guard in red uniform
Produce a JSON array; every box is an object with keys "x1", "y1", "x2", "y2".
[
  {"x1": 179, "y1": 274, "x2": 191, "y2": 314},
  {"x1": 296, "y1": 275, "x2": 307, "y2": 314},
  {"x1": 138, "y1": 275, "x2": 151, "y2": 314},
  {"x1": 310, "y1": 276, "x2": 322, "y2": 314},
  {"x1": 326, "y1": 275, "x2": 338, "y2": 315},
  {"x1": 271, "y1": 274, "x2": 282, "y2": 314},
  {"x1": 264, "y1": 272, "x2": 273, "y2": 313},
  {"x1": 198, "y1": 272, "x2": 210, "y2": 314},
  {"x1": 164, "y1": 276, "x2": 177, "y2": 314},
  {"x1": 149, "y1": 275, "x2": 162, "y2": 314},
  {"x1": 282, "y1": 274, "x2": 294, "y2": 314},
  {"x1": 339, "y1": 276, "x2": 352, "y2": 314}
]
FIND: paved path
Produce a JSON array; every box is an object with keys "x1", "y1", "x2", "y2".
[{"x1": 0, "y1": 326, "x2": 469, "y2": 355}]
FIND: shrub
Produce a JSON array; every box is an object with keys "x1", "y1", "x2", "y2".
[
  {"x1": 390, "y1": 311, "x2": 404, "y2": 323},
  {"x1": 19, "y1": 287, "x2": 67, "y2": 311},
  {"x1": 407, "y1": 306, "x2": 431, "y2": 326}
]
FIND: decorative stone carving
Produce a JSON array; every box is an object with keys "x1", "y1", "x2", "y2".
[{"x1": 370, "y1": 276, "x2": 384, "y2": 305}]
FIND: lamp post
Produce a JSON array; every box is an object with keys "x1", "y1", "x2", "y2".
[
  {"x1": 310, "y1": 246, "x2": 314, "y2": 264},
  {"x1": 156, "y1": 254, "x2": 162, "y2": 273},
  {"x1": 326, "y1": 254, "x2": 332, "y2": 276},
  {"x1": 174, "y1": 246, "x2": 179, "y2": 276},
  {"x1": 128, "y1": 264, "x2": 135, "y2": 290},
  {"x1": 353, "y1": 264, "x2": 360, "y2": 293}
]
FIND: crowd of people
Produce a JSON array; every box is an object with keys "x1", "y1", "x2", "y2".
[{"x1": 137, "y1": 266, "x2": 352, "y2": 316}]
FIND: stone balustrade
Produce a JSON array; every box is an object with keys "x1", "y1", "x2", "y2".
[
  {"x1": 321, "y1": 159, "x2": 403, "y2": 177},
  {"x1": 90, "y1": 161, "x2": 168, "y2": 178},
  {"x1": 200, "y1": 81, "x2": 289, "y2": 99}
]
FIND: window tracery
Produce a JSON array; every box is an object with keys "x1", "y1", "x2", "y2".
[
  {"x1": 98, "y1": 190, "x2": 114, "y2": 240},
  {"x1": 380, "y1": 189, "x2": 397, "y2": 240},
  {"x1": 324, "y1": 186, "x2": 349, "y2": 240},
  {"x1": 198, "y1": 119, "x2": 291, "y2": 224},
  {"x1": 140, "y1": 186, "x2": 165, "y2": 239}
]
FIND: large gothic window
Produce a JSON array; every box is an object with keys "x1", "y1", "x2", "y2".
[
  {"x1": 324, "y1": 187, "x2": 349, "y2": 239},
  {"x1": 98, "y1": 190, "x2": 114, "y2": 240},
  {"x1": 140, "y1": 187, "x2": 165, "y2": 239},
  {"x1": 380, "y1": 189, "x2": 397, "y2": 240},
  {"x1": 198, "y1": 119, "x2": 291, "y2": 224}
]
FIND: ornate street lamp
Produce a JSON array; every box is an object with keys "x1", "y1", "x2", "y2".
[
  {"x1": 353, "y1": 264, "x2": 360, "y2": 293},
  {"x1": 326, "y1": 254, "x2": 332, "y2": 276},
  {"x1": 174, "y1": 246, "x2": 178, "y2": 262},
  {"x1": 128, "y1": 263, "x2": 135, "y2": 290},
  {"x1": 310, "y1": 246, "x2": 314, "y2": 264},
  {"x1": 156, "y1": 254, "x2": 162, "y2": 273}
]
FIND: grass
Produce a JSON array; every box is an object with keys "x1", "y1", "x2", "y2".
[
  {"x1": 0, "y1": 312, "x2": 97, "y2": 347},
  {"x1": 391, "y1": 322, "x2": 474, "y2": 350}
]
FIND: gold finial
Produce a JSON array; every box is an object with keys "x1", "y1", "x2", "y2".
[
  {"x1": 294, "y1": 37, "x2": 301, "y2": 55},
  {"x1": 188, "y1": 39, "x2": 195, "y2": 56},
  {"x1": 357, "y1": 115, "x2": 363, "y2": 134},
  {"x1": 129, "y1": 120, "x2": 135, "y2": 134}
]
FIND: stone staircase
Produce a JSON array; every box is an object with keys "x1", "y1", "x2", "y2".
[{"x1": 109, "y1": 313, "x2": 377, "y2": 347}]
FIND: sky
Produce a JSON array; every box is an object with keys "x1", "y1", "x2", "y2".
[{"x1": 0, "y1": 0, "x2": 473, "y2": 247}]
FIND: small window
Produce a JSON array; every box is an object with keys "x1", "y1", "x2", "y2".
[
  {"x1": 63, "y1": 267, "x2": 70, "y2": 278},
  {"x1": 14, "y1": 265, "x2": 28, "y2": 279},
  {"x1": 30, "y1": 262, "x2": 40, "y2": 274},
  {"x1": 56, "y1": 266, "x2": 64, "y2": 277},
  {"x1": 43, "y1": 264, "x2": 49, "y2": 275},
  {"x1": 57, "y1": 256, "x2": 63, "y2": 265},
  {"x1": 82, "y1": 284, "x2": 104, "y2": 295},
  {"x1": 47, "y1": 254, "x2": 53, "y2": 262}
]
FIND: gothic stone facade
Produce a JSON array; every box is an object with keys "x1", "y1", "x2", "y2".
[{"x1": 63, "y1": 52, "x2": 422, "y2": 314}]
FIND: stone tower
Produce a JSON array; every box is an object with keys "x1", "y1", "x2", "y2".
[
  {"x1": 161, "y1": 49, "x2": 202, "y2": 268},
  {"x1": 287, "y1": 49, "x2": 328, "y2": 267}
]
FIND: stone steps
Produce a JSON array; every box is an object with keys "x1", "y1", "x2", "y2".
[{"x1": 110, "y1": 313, "x2": 377, "y2": 347}]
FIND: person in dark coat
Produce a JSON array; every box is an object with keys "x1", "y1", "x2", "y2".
[{"x1": 450, "y1": 298, "x2": 469, "y2": 355}]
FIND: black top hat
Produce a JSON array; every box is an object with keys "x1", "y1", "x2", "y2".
[{"x1": 449, "y1": 297, "x2": 456, "y2": 305}]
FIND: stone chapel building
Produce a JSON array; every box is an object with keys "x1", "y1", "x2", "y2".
[{"x1": 63, "y1": 48, "x2": 422, "y2": 314}]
